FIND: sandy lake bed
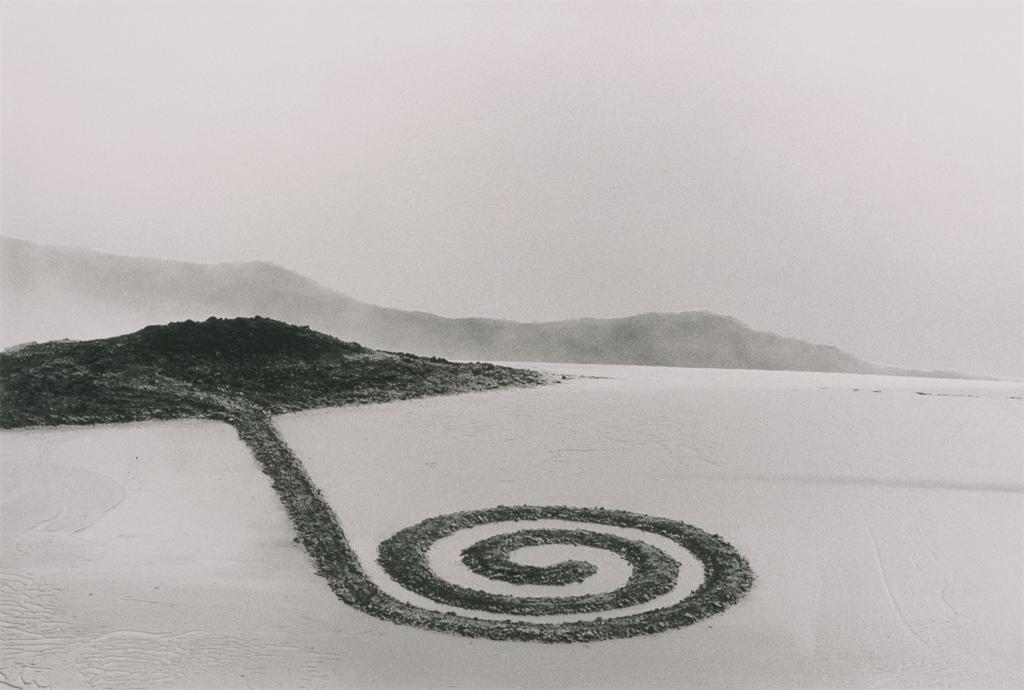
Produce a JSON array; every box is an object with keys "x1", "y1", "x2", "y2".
[{"x1": 2, "y1": 364, "x2": 1022, "y2": 688}]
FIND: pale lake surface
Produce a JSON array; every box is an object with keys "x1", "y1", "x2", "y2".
[{"x1": 2, "y1": 364, "x2": 1021, "y2": 688}]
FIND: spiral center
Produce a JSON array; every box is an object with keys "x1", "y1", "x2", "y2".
[{"x1": 428, "y1": 526, "x2": 646, "y2": 601}]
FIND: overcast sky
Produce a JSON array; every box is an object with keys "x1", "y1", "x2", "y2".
[{"x1": 2, "y1": 1, "x2": 1021, "y2": 378}]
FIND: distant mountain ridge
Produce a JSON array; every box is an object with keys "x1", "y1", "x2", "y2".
[{"x1": 0, "y1": 237, "x2": 967, "y2": 377}]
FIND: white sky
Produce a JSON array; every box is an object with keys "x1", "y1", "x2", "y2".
[{"x1": 2, "y1": 1, "x2": 1021, "y2": 378}]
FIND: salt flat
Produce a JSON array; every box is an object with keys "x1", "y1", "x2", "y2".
[{"x1": 2, "y1": 365, "x2": 1022, "y2": 687}]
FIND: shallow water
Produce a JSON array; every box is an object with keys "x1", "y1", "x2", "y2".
[
  {"x1": 2, "y1": 365, "x2": 1021, "y2": 687},
  {"x1": 278, "y1": 365, "x2": 1023, "y2": 687},
  {"x1": 1, "y1": 420, "x2": 351, "y2": 688}
]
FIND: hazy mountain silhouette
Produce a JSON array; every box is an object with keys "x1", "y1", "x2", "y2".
[{"x1": 0, "y1": 237, "x2": 966, "y2": 377}]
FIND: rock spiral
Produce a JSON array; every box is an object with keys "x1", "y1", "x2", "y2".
[
  {"x1": 238, "y1": 417, "x2": 755, "y2": 643},
  {"x1": 367, "y1": 505, "x2": 754, "y2": 641}
]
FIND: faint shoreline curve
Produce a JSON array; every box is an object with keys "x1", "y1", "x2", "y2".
[{"x1": 679, "y1": 473, "x2": 1024, "y2": 495}]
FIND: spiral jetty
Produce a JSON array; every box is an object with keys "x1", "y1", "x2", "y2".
[{"x1": 0, "y1": 317, "x2": 755, "y2": 642}]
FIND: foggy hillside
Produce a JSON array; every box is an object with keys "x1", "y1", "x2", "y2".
[{"x1": 0, "y1": 238, "x2": 960, "y2": 377}]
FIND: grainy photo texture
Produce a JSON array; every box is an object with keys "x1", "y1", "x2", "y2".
[{"x1": 1, "y1": 1, "x2": 1021, "y2": 688}]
